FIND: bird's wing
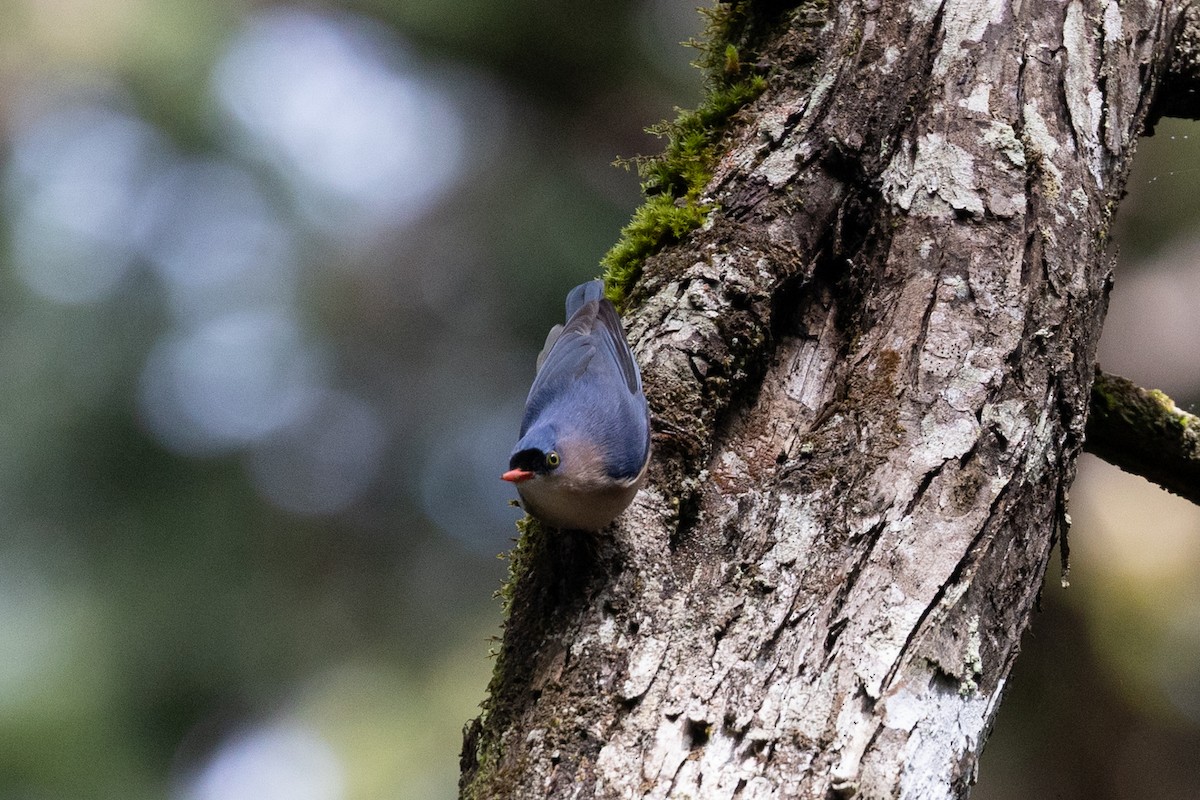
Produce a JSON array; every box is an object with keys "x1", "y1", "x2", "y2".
[
  {"x1": 565, "y1": 279, "x2": 605, "y2": 319},
  {"x1": 535, "y1": 324, "x2": 563, "y2": 372},
  {"x1": 532, "y1": 296, "x2": 638, "y2": 393},
  {"x1": 523, "y1": 314, "x2": 596, "y2": 434},
  {"x1": 532, "y1": 280, "x2": 604, "y2": 379},
  {"x1": 593, "y1": 298, "x2": 642, "y2": 396},
  {"x1": 553, "y1": 280, "x2": 636, "y2": 390}
]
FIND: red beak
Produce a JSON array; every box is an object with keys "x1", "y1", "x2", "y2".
[{"x1": 501, "y1": 469, "x2": 534, "y2": 483}]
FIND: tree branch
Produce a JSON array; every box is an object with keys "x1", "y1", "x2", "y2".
[
  {"x1": 1084, "y1": 369, "x2": 1200, "y2": 505},
  {"x1": 1155, "y1": 1, "x2": 1200, "y2": 120}
]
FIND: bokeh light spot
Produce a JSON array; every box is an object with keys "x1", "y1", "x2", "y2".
[
  {"x1": 141, "y1": 157, "x2": 298, "y2": 323},
  {"x1": 213, "y1": 7, "x2": 466, "y2": 236},
  {"x1": 139, "y1": 310, "x2": 328, "y2": 455},
  {"x1": 4, "y1": 99, "x2": 167, "y2": 304},
  {"x1": 182, "y1": 721, "x2": 344, "y2": 800}
]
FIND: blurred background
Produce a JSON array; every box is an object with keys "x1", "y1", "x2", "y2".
[{"x1": 0, "y1": 2, "x2": 1194, "y2": 798}]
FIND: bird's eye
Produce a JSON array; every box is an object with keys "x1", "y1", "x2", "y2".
[{"x1": 545, "y1": 451, "x2": 560, "y2": 468}]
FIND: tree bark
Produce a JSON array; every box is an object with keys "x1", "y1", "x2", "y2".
[{"x1": 462, "y1": 1, "x2": 1188, "y2": 798}]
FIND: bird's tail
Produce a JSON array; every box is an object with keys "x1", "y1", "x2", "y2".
[{"x1": 565, "y1": 279, "x2": 606, "y2": 319}]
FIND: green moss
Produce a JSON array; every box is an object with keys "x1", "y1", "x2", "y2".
[
  {"x1": 495, "y1": 514, "x2": 544, "y2": 616},
  {"x1": 1148, "y1": 389, "x2": 1177, "y2": 414},
  {"x1": 1092, "y1": 378, "x2": 1117, "y2": 413},
  {"x1": 600, "y1": 2, "x2": 772, "y2": 305},
  {"x1": 602, "y1": 194, "x2": 713, "y2": 304},
  {"x1": 636, "y1": 75, "x2": 768, "y2": 201}
]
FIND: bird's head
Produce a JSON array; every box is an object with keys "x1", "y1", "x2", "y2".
[
  {"x1": 501, "y1": 423, "x2": 615, "y2": 490},
  {"x1": 501, "y1": 423, "x2": 644, "y2": 530},
  {"x1": 501, "y1": 445, "x2": 562, "y2": 484}
]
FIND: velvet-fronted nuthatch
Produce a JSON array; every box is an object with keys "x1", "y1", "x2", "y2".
[{"x1": 502, "y1": 280, "x2": 650, "y2": 529}]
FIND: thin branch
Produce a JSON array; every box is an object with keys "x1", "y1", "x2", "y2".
[{"x1": 1083, "y1": 369, "x2": 1200, "y2": 505}]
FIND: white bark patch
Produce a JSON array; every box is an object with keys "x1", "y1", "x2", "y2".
[
  {"x1": 1063, "y1": 1, "x2": 1104, "y2": 184},
  {"x1": 745, "y1": 70, "x2": 837, "y2": 189},
  {"x1": 620, "y1": 635, "x2": 670, "y2": 701},
  {"x1": 597, "y1": 612, "x2": 617, "y2": 645},
  {"x1": 1103, "y1": 0, "x2": 1123, "y2": 44},
  {"x1": 882, "y1": 133, "x2": 985, "y2": 218},
  {"x1": 763, "y1": 497, "x2": 820, "y2": 569},
  {"x1": 944, "y1": 358, "x2": 998, "y2": 412},
  {"x1": 694, "y1": 724, "x2": 750, "y2": 799},
  {"x1": 917, "y1": 412, "x2": 981, "y2": 467},
  {"x1": 758, "y1": 104, "x2": 792, "y2": 145},
  {"x1": 980, "y1": 398, "x2": 1031, "y2": 451},
  {"x1": 934, "y1": 0, "x2": 1007, "y2": 75},
  {"x1": 921, "y1": 306, "x2": 977, "y2": 383},
  {"x1": 1020, "y1": 102, "x2": 1058, "y2": 158},
  {"x1": 888, "y1": 678, "x2": 1006, "y2": 799},
  {"x1": 781, "y1": 323, "x2": 840, "y2": 412},
  {"x1": 756, "y1": 141, "x2": 802, "y2": 189},
  {"x1": 640, "y1": 716, "x2": 691, "y2": 795},
  {"x1": 1069, "y1": 186, "x2": 1090, "y2": 219},
  {"x1": 961, "y1": 83, "x2": 991, "y2": 113},
  {"x1": 831, "y1": 691, "x2": 877, "y2": 793},
  {"x1": 981, "y1": 120, "x2": 1025, "y2": 168},
  {"x1": 1023, "y1": 400, "x2": 1057, "y2": 483},
  {"x1": 1101, "y1": 0, "x2": 1126, "y2": 158},
  {"x1": 804, "y1": 70, "x2": 837, "y2": 125},
  {"x1": 912, "y1": 0, "x2": 944, "y2": 24}
]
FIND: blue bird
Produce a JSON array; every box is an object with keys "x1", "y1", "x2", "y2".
[{"x1": 502, "y1": 279, "x2": 651, "y2": 529}]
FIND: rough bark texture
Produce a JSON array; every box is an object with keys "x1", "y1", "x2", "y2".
[{"x1": 462, "y1": 1, "x2": 1188, "y2": 798}]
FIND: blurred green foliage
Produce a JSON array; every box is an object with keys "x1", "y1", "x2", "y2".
[{"x1": 0, "y1": 1, "x2": 706, "y2": 797}]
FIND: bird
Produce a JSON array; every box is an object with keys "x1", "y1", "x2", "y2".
[{"x1": 502, "y1": 279, "x2": 651, "y2": 530}]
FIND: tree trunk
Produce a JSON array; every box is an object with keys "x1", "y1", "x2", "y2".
[{"x1": 462, "y1": 1, "x2": 1189, "y2": 797}]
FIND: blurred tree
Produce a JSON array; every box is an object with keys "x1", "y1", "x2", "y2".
[{"x1": 461, "y1": 1, "x2": 1199, "y2": 798}]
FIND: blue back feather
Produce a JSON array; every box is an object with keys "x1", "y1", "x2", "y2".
[
  {"x1": 565, "y1": 279, "x2": 605, "y2": 318},
  {"x1": 517, "y1": 280, "x2": 650, "y2": 481}
]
